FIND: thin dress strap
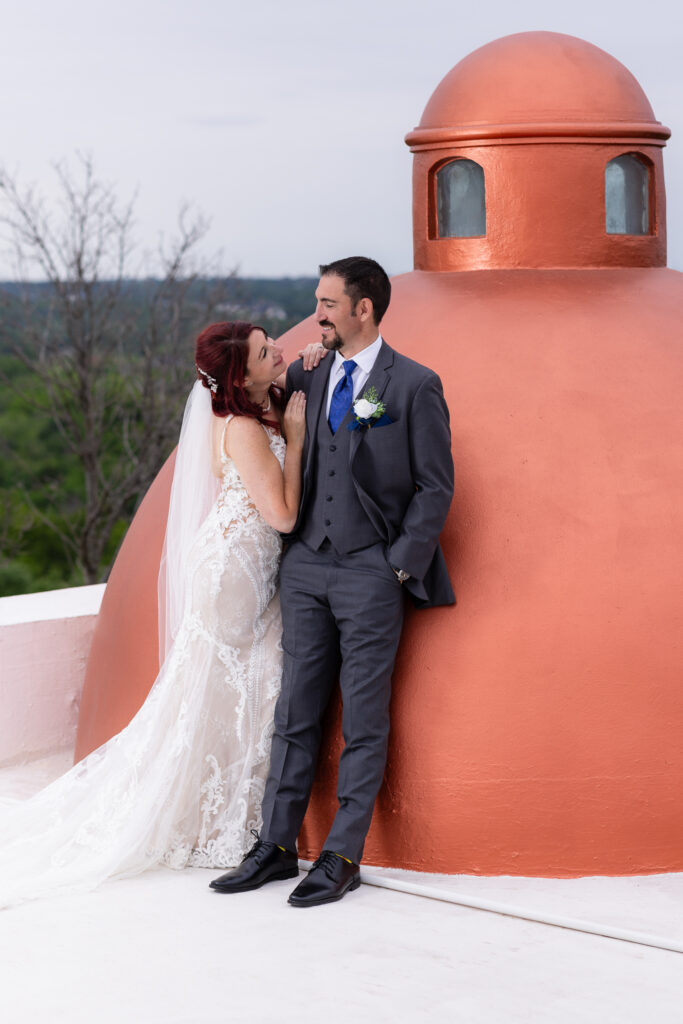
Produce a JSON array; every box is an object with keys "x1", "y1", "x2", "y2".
[{"x1": 219, "y1": 415, "x2": 234, "y2": 466}]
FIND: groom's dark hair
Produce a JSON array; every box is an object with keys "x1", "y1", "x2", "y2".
[{"x1": 319, "y1": 256, "x2": 391, "y2": 325}]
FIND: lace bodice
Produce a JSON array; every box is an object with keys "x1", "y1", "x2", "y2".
[{"x1": 214, "y1": 416, "x2": 286, "y2": 538}]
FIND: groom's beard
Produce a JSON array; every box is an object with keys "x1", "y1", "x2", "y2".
[{"x1": 320, "y1": 322, "x2": 344, "y2": 351}]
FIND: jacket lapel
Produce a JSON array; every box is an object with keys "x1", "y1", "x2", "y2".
[
  {"x1": 304, "y1": 357, "x2": 334, "y2": 480},
  {"x1": 349, "y1": 340, "x2": 395, "y2": 463}
]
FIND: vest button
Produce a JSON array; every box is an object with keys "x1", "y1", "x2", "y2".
[
  {"x1": 329, "y1": 470, "x2": 335, "y2": 476},
  {"x1": 329, "y1": 445, "x2": 336, "y2": 452},
  {"x1": 326, "y1": 495, "x2": 333, "y2": 502},
  {"x1": 324, "y1": 519, "x2": 331, "y2": 526}
]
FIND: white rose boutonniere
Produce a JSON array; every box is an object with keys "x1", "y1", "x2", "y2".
[
  {"x1": 354, "y1": 397, "x2": 379, "y2": 420},
  {"x1": 349, "y1": 386, "x2": 393, "y2": 431}
]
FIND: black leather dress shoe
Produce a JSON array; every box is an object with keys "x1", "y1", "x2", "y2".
[
  {"x1": 287, "y1": 851, "x2": 360, "y2": 907},
  {"x1": 210, "y1": 835, "x2": 298, "y2": 893}
]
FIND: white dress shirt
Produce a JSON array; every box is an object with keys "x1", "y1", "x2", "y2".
[{"x1": 325, "y1": 335, "x2": 383, "y2": 418}]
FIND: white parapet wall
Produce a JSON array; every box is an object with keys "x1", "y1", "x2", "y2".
[{"x1": 0, "y1": 584, "x2": 105, "y2": 768}]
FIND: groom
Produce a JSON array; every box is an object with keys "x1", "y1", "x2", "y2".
[{"x1": 211, "y1": 256, "x2": 454, "y2": 905}]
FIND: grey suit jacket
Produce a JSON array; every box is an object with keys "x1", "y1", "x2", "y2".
[{"x1": 284, "y1": 340, "x2": 455, "y2": 609}]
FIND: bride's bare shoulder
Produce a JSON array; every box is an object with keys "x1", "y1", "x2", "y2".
[{"x1": 221, "y1": 415, "x2": 269, "y2": 458}]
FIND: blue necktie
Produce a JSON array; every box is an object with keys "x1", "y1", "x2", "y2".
[{"x1": 328, "y1": 359, "x2": 357, "y2": 433}]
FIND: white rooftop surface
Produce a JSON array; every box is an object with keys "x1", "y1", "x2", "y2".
[
  {"x1": 0, "y1": 583, "x2": 105, "y2": 626},
  {"x1": 1, "y1": 755, "x2": 681, "y2": 1023}
]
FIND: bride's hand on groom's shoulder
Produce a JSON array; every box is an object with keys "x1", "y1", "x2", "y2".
[
  {"x1": 298, "y1": 342, "x2": 328, "y2": 371},
  {"x1": 284, "y1": 391, "x2": 307, "y2": 448}
]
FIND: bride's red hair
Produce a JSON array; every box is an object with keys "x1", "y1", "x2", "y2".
[{"x1": 194, "y1": 321, "x2": 283, "y2": 429}]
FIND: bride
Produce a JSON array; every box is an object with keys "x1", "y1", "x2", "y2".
[{"x1": 0, "y1": 320, "x2": 310, "y2": 909}]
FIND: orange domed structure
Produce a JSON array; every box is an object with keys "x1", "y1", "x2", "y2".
[
  {"x1": 76, "y1": 32, "x2": 683, "y2": 876},
  {"x1": 407, "y1": 31, "x2": 670, "y2": 272}
]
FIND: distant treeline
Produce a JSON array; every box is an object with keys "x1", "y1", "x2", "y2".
[
  {"x1": 0, "y1": 276, "x2": 317, "y2": 598},
  {"x1": 0, "y1": 276, "x2": 318, "y2": 353}
]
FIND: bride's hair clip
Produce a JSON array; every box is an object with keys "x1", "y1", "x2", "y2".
[{"x1": 197, "y1": 366, "x2": 218, "y2": 393}]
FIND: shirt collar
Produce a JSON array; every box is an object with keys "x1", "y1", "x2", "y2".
[{"x1": 332, "y1": 335, "x2": 383, "y2": 376}]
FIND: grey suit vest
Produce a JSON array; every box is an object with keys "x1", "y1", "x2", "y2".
[{"x1": 298, "y1": 398, "x2": 381, "y2": 554}]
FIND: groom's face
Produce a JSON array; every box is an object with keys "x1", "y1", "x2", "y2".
[{"x1": 315, "y1": 274, "x2": 359, "y2": 352}]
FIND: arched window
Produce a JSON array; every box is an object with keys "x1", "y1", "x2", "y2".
[
  {"x1": 605, "y1": 154, "x2": 651, "y2": 235},
  {"x1": 436, "y1": 159, "x2": 486, "y2": 238}
]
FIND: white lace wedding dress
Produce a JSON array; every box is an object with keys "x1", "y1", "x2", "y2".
[{"x1": 0, "y1": 416, "x2": 285, "y2": 909}]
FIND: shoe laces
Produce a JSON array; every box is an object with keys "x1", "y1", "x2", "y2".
[
  {"x1": 311, "y1": 850, "x2": 343, "y2": 879},
  {"x1": 241, "y1": 829, "x2": 271, "y2": 864}
]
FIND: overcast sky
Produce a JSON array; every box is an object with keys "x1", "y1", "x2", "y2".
[{"x1": 1, "y1": 0, "x2": 682, "y2": 278}]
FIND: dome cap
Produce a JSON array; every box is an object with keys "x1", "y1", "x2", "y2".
[{"x1": 406, "y1": 32, "x2": 670, "y2": 149}]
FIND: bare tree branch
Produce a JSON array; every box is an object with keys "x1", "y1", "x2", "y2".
[{"x1": 0, "y1": 155, "x2": 238, "y2": 583}]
